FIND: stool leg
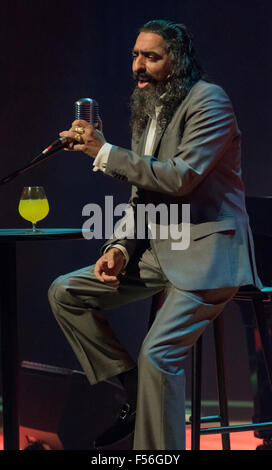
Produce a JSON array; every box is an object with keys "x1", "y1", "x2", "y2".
[
  {"x1": 213, "y1": 315, "x2": 231, "y2": 450},
  {"x1": 191, "y1": 336, "x2": 202, "y2": 450},
  {"x1": 252, "y1": 297, "x2": 272, "y2": 390}
]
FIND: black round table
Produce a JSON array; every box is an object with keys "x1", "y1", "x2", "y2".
[{"x1": 0, "y1": 228, "x2": 86, "y2": 450}]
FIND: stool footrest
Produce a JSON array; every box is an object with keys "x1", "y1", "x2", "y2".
[
  {"x1": 199, "y1": 421, "x2": 272, "y2": 435},
  {"x1": 188, "y1": 415, "x2": 222, "y2": 424}
]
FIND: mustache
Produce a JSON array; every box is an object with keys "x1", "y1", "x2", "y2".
[{"x1": 132, "y1": 71, "x2": 157, "y2": 83}]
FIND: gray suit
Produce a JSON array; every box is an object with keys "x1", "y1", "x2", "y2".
[
  {"x1": 102, "y1": 80, "x2": 260, "y2": 290},
  {"x1": 48, "y1": 80, "x2": 261, "y2": 449}
]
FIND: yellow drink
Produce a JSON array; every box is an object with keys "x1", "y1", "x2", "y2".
[{"x1": 19, "y1": 198, "x2": 49, "y2": 224}]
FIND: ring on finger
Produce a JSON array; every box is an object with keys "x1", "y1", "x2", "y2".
[
  {"x1": 74, "y1": 126, "x2": 84, "y2": 134},
  {"x1": 74, "y1": 133, "x2": 82, "y2": 143}
]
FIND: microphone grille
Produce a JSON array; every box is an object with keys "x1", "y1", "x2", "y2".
[{"x1": 74, "y1": 98, "x2": 99, "y2": 125}]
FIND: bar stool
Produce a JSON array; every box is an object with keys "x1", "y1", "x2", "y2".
[{"x1": 190, "y1": 285, "x2": 272, "y2": 450}]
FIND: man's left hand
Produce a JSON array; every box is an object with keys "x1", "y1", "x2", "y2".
[{"x1": 59, "y1": 119, "x2": 106, "y2": 158}]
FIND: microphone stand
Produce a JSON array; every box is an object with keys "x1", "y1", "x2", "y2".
[{"x1": 0, "y1": 141, "x2": 66, "y2": 187}]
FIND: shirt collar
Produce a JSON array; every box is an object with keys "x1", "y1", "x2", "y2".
[
  {"x1": 148, "y1": 92, "x2": 166, "y2": 120},
  {"x1": 147, "y1": 104, "x2": 163, "y2": 121}
]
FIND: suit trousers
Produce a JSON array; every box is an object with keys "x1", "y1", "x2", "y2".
[{"x1": 48, "y1": 244, "x2": 238, "y2": 450}]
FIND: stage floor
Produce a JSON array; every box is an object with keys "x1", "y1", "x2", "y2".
[
  {"x1": 0, "y1": 424, "x2": 262, "y2": 451},
  {"x1": 0, "y1": 398, "x2": 265, "y2": 450}
]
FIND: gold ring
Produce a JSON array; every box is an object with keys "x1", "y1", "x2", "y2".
[
  {"x1": 74, "y1": 126, "x2": 84, "y2": 134},
  {"x1": 74, "y1": 133, "x2": 82, "y2": 143}
]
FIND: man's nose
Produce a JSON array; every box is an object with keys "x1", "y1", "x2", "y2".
[{"x1": 133, "y1": 55, "x2": 146, "y2": 72}]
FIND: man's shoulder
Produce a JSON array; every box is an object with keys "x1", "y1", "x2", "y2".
[
  {"x1": 169, "y1": 79, "x2": 236, "y2": 130},
  {"x1": 187, "y1": 79, "x2": 232, "y2": 105}
]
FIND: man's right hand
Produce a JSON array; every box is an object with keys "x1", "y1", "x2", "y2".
[{"x1": 94, "y1": 247, "x2": 126, "y2": 288}]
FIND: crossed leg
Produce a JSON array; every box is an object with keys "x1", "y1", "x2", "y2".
[{"x1": 48, "y1": 245, "x2": 238, "y2": 449}]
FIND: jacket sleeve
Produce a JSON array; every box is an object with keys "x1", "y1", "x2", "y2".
[{"x1": 103, "y1": 83, "x2": 238, "y2": 196}]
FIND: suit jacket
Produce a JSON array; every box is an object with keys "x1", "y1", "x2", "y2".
[{"x1": 101, "y1": 80, "x2": 262, "y2": 290}]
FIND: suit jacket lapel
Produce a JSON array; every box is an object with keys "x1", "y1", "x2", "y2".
[
  {"x1": 134, "y1": 117, "x2": 167, "y2": 157},
  {"x1": 152, "y1": 124, "x2": 167, "y2": 158},
  {"x1": 134, "y1": 118, "x2": 151, "y2": 154}
]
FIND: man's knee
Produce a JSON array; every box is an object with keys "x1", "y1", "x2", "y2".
[
  {"x1": 48, "y1": 275, "x2": 67, "y2": 312},
  {"x1": 48, "y1": 268, "x2": 105, "y2": 314},
  {"x1": 138, "y1": 336, "x2": 189, "y2": 376},
  {"x1": 138, "y1": 338, "x2": 167, "y2": 374}
]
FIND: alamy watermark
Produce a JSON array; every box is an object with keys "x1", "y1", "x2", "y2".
[{"x1": 82, "y1": 196, "x2": 190, "y2": 250}]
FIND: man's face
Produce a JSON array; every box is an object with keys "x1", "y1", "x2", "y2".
[{"x1": 132, "y1": 32, "x2": 172, "y2": 89}]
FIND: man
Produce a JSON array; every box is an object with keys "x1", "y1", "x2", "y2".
[{"x1": 48, "y1": 20, "x2": 261, "y2": 450}]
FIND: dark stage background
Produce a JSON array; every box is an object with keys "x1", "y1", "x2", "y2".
[{"x1": 1, "y1": 0, "x2": 272, "y2": 407}]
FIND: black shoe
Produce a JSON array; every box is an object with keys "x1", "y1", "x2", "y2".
[
  {"x1": 256, "y1": 438, "x2": 272, "y2": 450},
  {"x1": 93, "y1": 403, "x2": 136, "y2": 450}
]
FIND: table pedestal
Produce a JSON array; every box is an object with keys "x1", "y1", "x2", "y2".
[
  {"x1": 0, "y1": 242, "x2": 19, "y2": 449},
  {"x1": 0, "y1": 228, "x2": 85, "y2": 450}
]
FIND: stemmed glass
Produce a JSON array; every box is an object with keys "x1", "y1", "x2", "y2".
[{"x1": 18, "y1": 186, "x2": 49, "y2": 233}]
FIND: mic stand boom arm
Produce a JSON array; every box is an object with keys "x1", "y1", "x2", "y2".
[{"x1": 0, "y1": 139, "x2": 67, "y2": 187}]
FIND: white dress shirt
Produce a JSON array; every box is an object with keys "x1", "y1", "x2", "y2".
[{"x1": 94, "y1": 107, "x2": 161, "y2": 267}]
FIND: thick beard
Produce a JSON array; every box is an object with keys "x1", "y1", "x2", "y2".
[{"x1": 129, "y1": 77, "x2": 183, "y2": 142}]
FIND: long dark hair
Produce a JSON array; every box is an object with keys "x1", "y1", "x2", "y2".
[{"x1": 130, "y1": 20, "x2": 205, "y2": 138}]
